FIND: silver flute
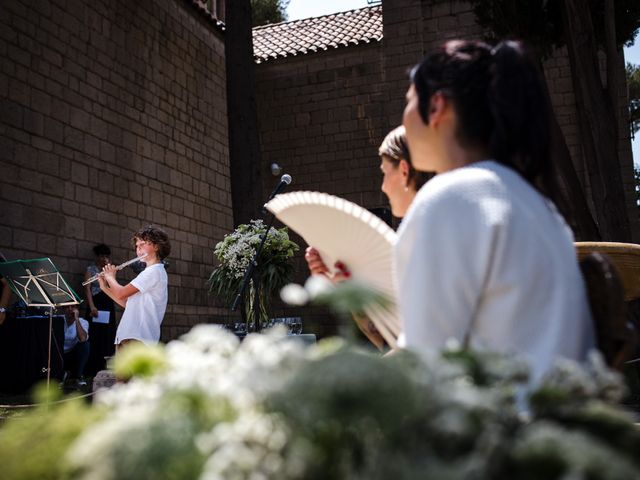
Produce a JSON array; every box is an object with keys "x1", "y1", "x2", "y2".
[{"x1": 82, "y1": 254, "x2": 147, "y2": 286}]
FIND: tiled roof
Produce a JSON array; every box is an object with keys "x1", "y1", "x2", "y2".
[
  {"x1": 183, "y1": 0, "x2": 225, "y2": 33},
  {"x1": 252, "y1": 6, "x2": 383, "y2": 64}
]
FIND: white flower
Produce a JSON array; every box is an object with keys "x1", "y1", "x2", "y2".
[
  {"x1": 198, "y1": 411, "x2": 297, "y2": 480},
  {"x1": 304, "y1": 275, "x2": 335, "y2": 298},
  {"x1": 280, "y1": 283, "x2": 309, "y2": 305}
]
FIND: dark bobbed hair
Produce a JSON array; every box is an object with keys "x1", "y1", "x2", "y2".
[
  {"x1": 92, "y1": 243, "x2": 111, "y2": 256},
  {"x1": 132, "y1": 225, "x2": 171, "y2": 260},
  {"x1": 378, "y1": 125, "x2": 434, "y2": 191},
  {"x1": 410, "y1": 39, "x2": 554, "y2": 199}
]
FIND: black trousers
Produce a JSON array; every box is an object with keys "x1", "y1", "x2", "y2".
[{"x1": 63, "y1": 340, "x2": 90, "y2": 378}]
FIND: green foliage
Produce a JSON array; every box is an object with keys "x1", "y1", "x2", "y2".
[
  {"x1": 69, "y1": 400, "x2": 211, "y2": 480},
  {"x1": 629, "y1": 62, "x2": 640, "y2": 137},
  {"x1": 469, "y1": 0, "x2": 640, "y2": 58},
  {"x1": 112, "y1": 342, "x2": 168, "y2": 381},
  {"x1": 634, "y1": 165, "x2": 640, "y2": 206},
  {"x1": 0, "y1": 388, "x2": 103, "y2": 480},
  {"x1": 510, "y1": 422, "x2": 640, "y2": 480},
  {"x1": 470, "y1": 0, "x2": 564, "y2": 58},
  {"x1": 251, "y1": 0, "x2": 290, "y2": 26},
  {"x1": 311, "y1": 279, "x2": 393, "y2": 317},
  {"x1": 270, "y1": 346, "x2": 640, "y2": 480},
  {"x1": 1, "y1": 327, "x2": 640, "y2": 480},
  {"x1": 268, "y1": 350, "x2": 434, "y2": 479},
  {"x1": 208, "y1": 219, "x2": 299, "y2": 325}
]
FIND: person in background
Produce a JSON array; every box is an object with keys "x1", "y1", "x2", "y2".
[
  {"x1": 98, "y1": 225, "x2": 170, "y2": 350},
  {"x1": 0, "y1": 277, "x2": 10, "y2": 326},
  {"x1": 377, "y1": 125, "x2": 433, "y2": 219},
  {"x1": 84, "y1": 244, "x2": 116, "y2": 375},
  {"x1": 0, "y1": 252, "x2": 12, "y2": 325},
  {"x1": 305, "y1": 126, "x2": 434, "y2": 350},
  {"x1": 62, "y1": 305, "x2": 90, "y2": 388},
  {"x1": 397, "y1": 39, "x2": 593, "y2": 383}
]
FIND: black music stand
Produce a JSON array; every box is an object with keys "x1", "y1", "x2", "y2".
[{"x1": 0, "y1": 258, "x2": 81, "y2": 390}]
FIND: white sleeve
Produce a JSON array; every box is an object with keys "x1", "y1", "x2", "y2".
[
  {"x1": 396, "y1": 186, "x2": 501, "y2": 353},
  {"x1": 131, "y1": 266, "x2": 160, "y2": 293},
  {"x1": 79, "y1": 317, "x2": 90, "y2": 340}
]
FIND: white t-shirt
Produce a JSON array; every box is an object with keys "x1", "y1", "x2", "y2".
[
  {"x1": 63, "y1": 318, "x2": 89, "y2": 353},
  {"x1": 395, "y1": 160, "x2": 594, "y2": 384},
  {"x1": 115, "y1": 263, "x2": 168, "y2": 345}
]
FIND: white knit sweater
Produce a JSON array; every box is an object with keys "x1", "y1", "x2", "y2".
[{"x1": 395, "y1": 160, "x2": 594, "y2": 383}]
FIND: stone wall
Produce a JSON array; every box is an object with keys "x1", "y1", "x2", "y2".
[
  {"x1": 254, "y1": 43, "x2": 390, "y2": 336},
  {"x1": 253, "y1": 1, "x2": 487, "y2": 336},
  {"x1": 0, "y1": 0, "x2": 232, "y2": 339},
  {"x1": 1, "y1": 0, "x2": 636, "y2": 344},
  {"x1": 256, "y1": 44, "x2": 390, "y2": 211},
  {"x1": 385, "y1": 0, "x2": 637, "y2": 238},
  {"x1": 253, "y1": 0, "x2": 639, "y2": 336}
]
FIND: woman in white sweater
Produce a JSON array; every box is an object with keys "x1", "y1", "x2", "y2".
[
  {"x1": 398, "y1": 40, "x2": 594, "y2": 383},
  {"x1": 306, "y1": 126, "x2": 433, "y2": 350}
]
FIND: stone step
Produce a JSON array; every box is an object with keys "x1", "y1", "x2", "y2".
[{"x1": 92, "y1": 369, "x2": 116, "y2": 392}]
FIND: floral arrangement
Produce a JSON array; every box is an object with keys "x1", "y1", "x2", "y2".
[
  {"x1": 0, "y1": 324, "x2": 639, "y2": 480},
  {"x1": 208, "y1": 219, "x2": 299, "y2": 329}
]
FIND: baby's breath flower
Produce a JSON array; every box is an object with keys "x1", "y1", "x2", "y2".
[
  {"x1": 207, "y1": 220, "x2": 299, "y2": 314},
  {"x1": 280, "y1": 283, "x2": 309, "y2": 305}
]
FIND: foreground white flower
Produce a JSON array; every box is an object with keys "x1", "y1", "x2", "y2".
[
  {"x1": 304, "y1": 275, "x2": 335, "y2": 298},
  {"x1": 54, "y1": 323, "x2": 639, "y2": 480},
  {"x1": 279, "y1": 275, "x2": 335, "y2": 307},
  {"x1": 280, "y1": 283, "x2": 309, "y2": 305},
  {"x1": 68, "y1": 325, "x2": 313, "y2": 480},
  {"x1": 198, "y1": 411, "x2": 302, "y2": 480}
]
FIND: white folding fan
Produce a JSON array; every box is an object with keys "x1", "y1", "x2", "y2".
[{"x1": 265, "y1": 191, "x2": 401, "y2": 347}]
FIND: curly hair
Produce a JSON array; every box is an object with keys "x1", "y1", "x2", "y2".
[{"x1": 132, "y1": 225, "x2": 171, "y2": 260}]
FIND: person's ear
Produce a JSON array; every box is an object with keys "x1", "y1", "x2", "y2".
[
  {"x1": 428, "y1": 91, "x2": 447, "y2": 126},
  {"x1": 399, "y1": 159, "x2": 410, "y2": 179},
  {"x1": 399, "y1": 159, "x2": 411, "y2": 191}
]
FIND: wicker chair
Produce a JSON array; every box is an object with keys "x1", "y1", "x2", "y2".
[
  {"x1": 575, "y1": 242, "x2": 640, "y2": 301},
  {"x1": 576, "y1": 245, "x2": 640, "y2": 371}
]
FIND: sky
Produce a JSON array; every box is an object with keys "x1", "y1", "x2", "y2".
[
  {"x1": 286, "y1": 1, "x2": 640, "y2": 165},
  {"x1": 287, "y1": 0, "x2": 370, "y2": 21},
  {"x1": 626, "y1": 42, "x2": 640, "y2": 166}
]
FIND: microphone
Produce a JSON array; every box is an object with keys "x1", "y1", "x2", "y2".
[{"x1": 266, "y1": 174, "x2": 292, "y2": 202}]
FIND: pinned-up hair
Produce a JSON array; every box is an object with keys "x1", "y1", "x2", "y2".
[
  {"x1": 378, "y1": 125, "x2": 434, "y2": 191},
  {"x1": 410, "y1": 40, "x2": 553, "y2": 199}
]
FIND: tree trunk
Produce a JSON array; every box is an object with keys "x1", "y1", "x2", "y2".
[
  {"x1": 604, "y1": 0, "x2": 619, "y2": 117},
  {"x1": 225, "y1": 0, "x2": 264, "y2": 226},
  {"x1": 532, "y1": 56, "x2": 601, "y2": 240},
  {"x1": 550, "y1": 111, "x2": 602, "y2": 240},
  {"x1": 561, "y1": 0, "x2": 632, "y2": 242}
]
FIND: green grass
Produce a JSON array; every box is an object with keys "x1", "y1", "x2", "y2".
[{"x1": 0, "y1": 378, "x2": 94, "y2": 422}]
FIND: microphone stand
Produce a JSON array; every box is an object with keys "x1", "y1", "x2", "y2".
[
  {"x1": 231, "y1": 211, "x2": 277, "y2": 333},
  {"x1": 231, "y1": 173, "x2": 291, "y2": 333}
]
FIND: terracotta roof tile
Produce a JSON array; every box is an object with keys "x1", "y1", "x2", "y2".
[
  {"x1": 252, "y1": 6, "x2": 382, "y2": 64},
  {"x1": 183, "y1": 0, "x2": 225, "y2": 33}
]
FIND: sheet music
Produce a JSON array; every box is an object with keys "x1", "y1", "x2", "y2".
[{"x1": 94, "y1": 310, "x2": 110, "y2": 324}]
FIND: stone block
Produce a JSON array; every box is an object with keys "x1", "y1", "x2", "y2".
[
  {"x1": 93, "y1": 369, "x2": 116, "y2": 392},
  {"x1": 0, "y1": 98, "x2": 23, "y2": 128},
  {"x1": 13, "y1": 228, "x2": 36, "y2": 251},
  {"x1": 31, "y1": 136, "x2": 53, "y2": 152}
]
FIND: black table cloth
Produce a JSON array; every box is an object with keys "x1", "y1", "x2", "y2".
[{"x1": 0, "y1": 314, "x2": 64, "y2": 394}]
